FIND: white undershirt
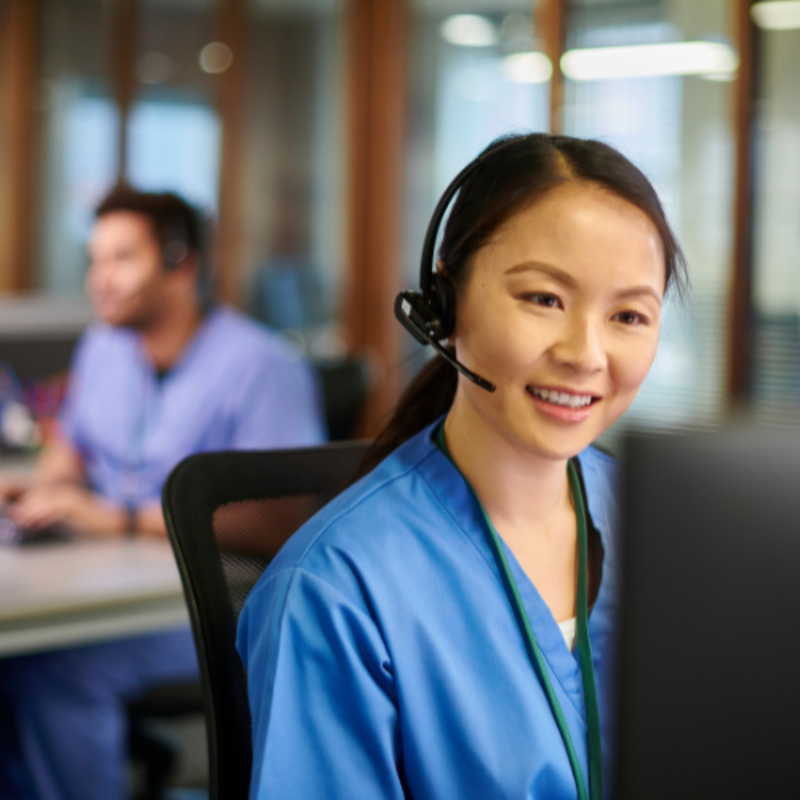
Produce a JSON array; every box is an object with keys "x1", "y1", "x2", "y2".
[{"x1": 558, "y1": 617, "x2": 577, "y2": 651}]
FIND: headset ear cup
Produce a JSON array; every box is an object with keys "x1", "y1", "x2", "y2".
[{"x1": 431, "y1": 274, "x2": 456, "y2": 340}]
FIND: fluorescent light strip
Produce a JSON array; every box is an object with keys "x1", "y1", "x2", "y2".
[
  {"x1": 503, "y1": 52, "x2": 553, "y2": 84},
  {"x1": 561, "y1": 41, "x2": 739, "y2": 81},
  {"x1": 751, "y1": 1, "x2": 800, "y2": 30},
  {"x1": 440, "y1": 15, "x2": 498, "y2": 47}
]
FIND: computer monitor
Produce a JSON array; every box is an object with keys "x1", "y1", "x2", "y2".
[{"x1": 616, "y1": 425, "x2": 800, "y2": 800}]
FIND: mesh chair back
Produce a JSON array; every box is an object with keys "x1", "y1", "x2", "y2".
[{"x1": 162, "y1": 442, "x2": 369, "y2": 800}]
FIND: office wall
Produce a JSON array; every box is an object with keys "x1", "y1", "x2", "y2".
[
  {"x1": 752, "y1": 21, "x2": 800, "y2": 410},
  {"x1": 4, "y1": 0, "x2": 800, "y2": 432}
]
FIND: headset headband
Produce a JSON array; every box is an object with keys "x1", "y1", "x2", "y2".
[
  {"x1": 161, "y1": 211, "x2": 191, "y2": 268},
  {"x1": 419, "y1": 137, "x2": 516, "y2": 297}
]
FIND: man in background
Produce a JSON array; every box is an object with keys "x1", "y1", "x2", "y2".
[{"x1": 0, "y1": 188, "x2": 325, "y2": 799}]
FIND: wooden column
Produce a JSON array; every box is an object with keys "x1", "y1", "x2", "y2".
[
  {"x1": 214, "y1": 0, "x2": 246, "y2": 305},
  {"x1": 0, "y1": 0, "x2": 38, "y2": 292},
  {"x1": 344, "y1": 0, "x2": 407, "y2": 436},
  {"x1": 111, "y1": 0, "x2": 138, "y2": 183},
  {"x1": 536, "y1": 0, "x2": 566, "y2": 134},
  {"x1": 728, "y1": 0, "x2": 758, "y2": 405}
]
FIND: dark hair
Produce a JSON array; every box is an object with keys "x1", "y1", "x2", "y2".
[
  {"x1": 359, "y1": 133, "x2": 688, "y2": 475},
  {"x1": 94, "y1": 187, "x2": 214, "y2": 310}
]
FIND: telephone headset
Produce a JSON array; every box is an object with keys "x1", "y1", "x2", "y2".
[
  {"x1": 160, "y1": 211, "x2": 191, "y2": 269},
  {"x1": 394, "y1": 142, "x2": 518, "y2": 394}
]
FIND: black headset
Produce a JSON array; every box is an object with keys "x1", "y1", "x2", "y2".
[
  {"x1": 160, "y1": 212, "x2": 191, "y2": 269},
  {"x1": 394, "y1": 143, "x2": 516, "y2": 393}
]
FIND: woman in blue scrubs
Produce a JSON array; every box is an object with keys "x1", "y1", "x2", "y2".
[{"x1": 237, "y1": 133, "x2": 687, "y2": 799}]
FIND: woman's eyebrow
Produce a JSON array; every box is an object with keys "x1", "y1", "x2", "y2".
[
  {"x1": 506, "y1": 261, "x2": 663, "y2": 305},
  {"x1": 505, "y1": 261, "x2": 578, "y2": 288},
  {"x1": 615, "y1": 286, "x2": 663, "y2": 305}
]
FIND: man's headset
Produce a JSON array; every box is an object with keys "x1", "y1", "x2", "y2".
[
  {"x1": 394, "y1": 144, "x2": 511, "y2": 393},
  {"x1": 160, "y1": 213, "x2": 191, "y2": 269}
]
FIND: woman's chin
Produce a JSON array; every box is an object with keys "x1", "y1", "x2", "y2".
[{"x1": 510, "y1": 415, "x2": 605, "y2": 462}]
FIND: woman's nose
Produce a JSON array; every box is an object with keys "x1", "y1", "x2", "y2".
[{"x1": 551, "y1": 314, "x2": 607, "y2": 374}]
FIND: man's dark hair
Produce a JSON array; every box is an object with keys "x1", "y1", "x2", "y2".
[
  {"x1": 95, "y1": 187, "x2": 206, "y2": 268},
  {"x1": 94, "y1": 186, "x2": 213, "y2": 307}
]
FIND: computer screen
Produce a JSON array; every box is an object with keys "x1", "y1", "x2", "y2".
[{"x1": 616, "y1": 425, "x2": 800, "y2": 800}]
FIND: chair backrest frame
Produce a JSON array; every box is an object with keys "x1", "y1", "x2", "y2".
[{"x1": 162, "y1": 442, "x2": 369, "y2": 800}]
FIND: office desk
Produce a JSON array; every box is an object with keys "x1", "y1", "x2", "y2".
[{"x1": 0, "y1": 537, "x2": 189, "y2": 658}]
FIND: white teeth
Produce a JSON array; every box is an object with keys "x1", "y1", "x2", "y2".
[{"x1": 530, "y1": 387, "x2": 594, "y2": 409}]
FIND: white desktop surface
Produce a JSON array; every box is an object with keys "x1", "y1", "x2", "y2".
[{"x1": 0, "y1": 537, "x2": 189, "y2": 657}]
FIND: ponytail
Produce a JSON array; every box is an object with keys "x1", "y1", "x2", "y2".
[{"x1": 357, "y1": 355, "x2": 457, "y2": 477}]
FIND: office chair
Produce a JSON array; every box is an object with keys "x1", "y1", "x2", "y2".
[
  {"x1": 162, "y1": 442, "x2": 369, "y2": 800},
  {"x1": 315, "y1": 356, "x2": 370, "y2": 440},
  {"x1": 126, "y1": 356, "x2": 368, "y2": 797},
  {"x1": 127, "y1": 679, "x2": 204, "y2": 799}
]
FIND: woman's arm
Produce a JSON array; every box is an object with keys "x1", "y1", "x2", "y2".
[{"x1": 239, "y1": 567, "x2": 406, "y2": 800}]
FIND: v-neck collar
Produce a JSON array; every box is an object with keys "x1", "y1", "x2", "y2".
[
  {"x1": 413, "y1": 421, "x2": 620, "y2": 723},
  {"x1": 131, "y1": 306, "x2": 221, "y2": 381}
]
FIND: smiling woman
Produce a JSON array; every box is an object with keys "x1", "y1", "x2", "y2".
[
  {"x1": 366, "y1": 134, "x2": 685, "y2": 473},
  {"x1": 237, "y1": 133, "x2": 687, "y2": 800},
  {"x1": 449, "y1": 183, "x2": 666, "y2": 466}
]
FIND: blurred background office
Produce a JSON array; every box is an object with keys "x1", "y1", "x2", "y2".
[
  {"x1": 0, "y1": 0, "x2": 799, "y2": 444},
  {"x1": 0, "y1": 0, "x2": 799, "y2": 795}
]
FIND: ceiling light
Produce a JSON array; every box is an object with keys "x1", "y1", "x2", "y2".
[
  {"x1": 561, "y1": 41, "x2": 738, "y2": 81},
  {"x1": 440, "y1": 15, "x2": 498, "y2": 47},
  {"x1": 751, "y1": 1, "x2": 800, "y2": 30},
  {"x1": 701, "y1": 71, "x2": 737, "y2": 82},
  {"x1": 199, "y1": 42, "x2": 234, "y2": 75},
  {"x1": 503, "y1": 52, "x2": 552, "y2": 84}
]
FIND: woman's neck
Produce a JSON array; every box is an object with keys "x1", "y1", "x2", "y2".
[
  {"x1": 444, "y1": 395, "x2": 572, "y2": 530},
  {"x1": 444, "y1": 391, "x2": 583, "y2": 622}
]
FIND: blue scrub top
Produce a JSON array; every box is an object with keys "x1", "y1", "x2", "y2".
[
  {"x1": 59, "y1": 306, "x2": 326, "y2": 505},
  {"x1": 238, "y1": 420, "x2": 620, "y2": 800}
]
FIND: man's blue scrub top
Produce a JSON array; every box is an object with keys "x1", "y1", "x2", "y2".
[
  {"x1": 59, "y1": 306, "x2": 325, "y2": 506},
  {"x1": 238, "y1": 420, "x2": 620, "y2": 800}
]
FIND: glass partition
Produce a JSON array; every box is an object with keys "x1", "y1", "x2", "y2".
[
  {"x1": 30, "y1": 0, "x2": 347, "y2": 350},
  {"x1": 33, "y1": 0, "x2": 117, "y2": 293},
  {"x1": 130, "y1": 0, "x2": 221, "y2": 212},
  {"x1": 402, "y1": 0, "x2": 550, "y2": 376},
  {"x1": 751, "y1": 10, "x2": 800, "y2": 417},
  {"x1": 240, "y1": 0, "x2": 347, "y2": 358},
  {"x1": 565, "y1": 0, "x2": 735, "y2": 439},
  {"x1": 405, "y1": 1, "x2": 550, "y2": 285}
]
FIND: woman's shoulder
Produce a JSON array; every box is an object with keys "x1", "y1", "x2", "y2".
[{"x1": 256, "y1": 423, "x2": 448, "y2": 590}]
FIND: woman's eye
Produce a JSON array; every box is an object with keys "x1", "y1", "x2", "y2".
[
  {"x1": 614, "y1": 310, "x2": 647, "y2": 326},
  {"x1": 528, "y1": 293, "x2": 561, "y2": 309}
]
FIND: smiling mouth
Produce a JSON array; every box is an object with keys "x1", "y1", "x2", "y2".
[{"x1": 527, "y1": 386, "x2": 600, "y2": 410}]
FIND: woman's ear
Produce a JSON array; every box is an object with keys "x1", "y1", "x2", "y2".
[{"x1": 429, "y1": 272, "x2": 457, "y2": 344}]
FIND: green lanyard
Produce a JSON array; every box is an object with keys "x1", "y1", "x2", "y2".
[{"x1": 436, "y1": 425, "x2": 603, "y2": 800}]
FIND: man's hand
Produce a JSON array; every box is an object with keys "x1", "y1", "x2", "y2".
[
  {"x1": 8, "y1": 486, "x2": 168, "y2": 538},
  {"x1": 0, "y1": 475, "x2": 30, "y2": 504},
  {"x1": 9, "y1": 484, "x2": 127, "y2": 537},
  {"x1": 3, "y1": 433, "x2": 169, "y2": 537}
]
